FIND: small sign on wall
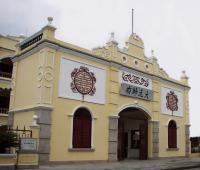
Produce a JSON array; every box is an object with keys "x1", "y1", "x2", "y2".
[
  {"x1": 20, "y1": 138, "x2": 37, "y2": 151},
  {"x1": 161, "y1": 87, "x2": 183, "y2": 117}
]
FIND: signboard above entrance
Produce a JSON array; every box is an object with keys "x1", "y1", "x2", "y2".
[
  {"x1": 120, "y1": 83, "x2": 153, "y2": 101},
  {"x1": 119, "y1": 70, "x2": 152, "y2": 90},
  {"x1": 119, "y1": 70, "x2": 153, "y2": 101}
]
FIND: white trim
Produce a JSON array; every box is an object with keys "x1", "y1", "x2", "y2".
[
  {"x1": 109, "y1": 115, "x2": 120, "y2": 119},
  {"x1": 13, "y1": 41, "x2": 189, "y2": 90},
  {"x1": 177, "y1": 126, "x2": 179, "y2": 149},
  {"x1": 69, "y1": 106, "x2": 95, "y2": 149},
  {"x1": 166, "y1": 119, "x2": 177, "y2": 126},
  {"x1": 70, "y1": 105, "x2": 94, "y2": 119},
  {"x1": 117, "y1": 103, "x2": 152, "y2": 119},
  {"x1": 0, "y1": 122, "x2": 8, "y2": 126},
  {"x1": 167, "y1": 119, "x2": 179, "y2": 149}
]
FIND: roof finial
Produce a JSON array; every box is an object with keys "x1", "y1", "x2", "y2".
[
  {"x1": 47, "y1": 17, "x2": 53, "y2": 25},
  {"x1": 109, "y1": 32, "x2": 117, "y2": 43},
  {"x1": 110, "y1": 32, "x2": 115, "y2": 40},
  {"x1": 181, "y1": 70, "x2": 188, "y2": 79},
  {"x1": 151, "y1": 49, "x2": 154, "y2": 56},
  {"x1": 151, "y1": 49, "x2": 158, "y2": 62},
  {"x1": 107, "y1": 32, "x2": 118, "y2": 46},
  {"x1": 180, "y1": 70, "x2": 189, "y2": 84}
]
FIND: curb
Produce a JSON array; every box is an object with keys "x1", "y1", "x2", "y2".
[{"x1": 162, "y1": 163, "x2": 200, "y2": 170}]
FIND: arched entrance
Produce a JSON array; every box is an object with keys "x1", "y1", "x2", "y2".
[{"x1": 117, "y1": 106, "x2": 151, "y2": 160}]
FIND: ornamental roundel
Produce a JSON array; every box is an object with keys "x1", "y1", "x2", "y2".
[
  {"x1": 166, "y1": 91, "x2": 178, "y2": 115},
  {"x1": 70, "y1": 66, "x2": 96, "y2": 99}
]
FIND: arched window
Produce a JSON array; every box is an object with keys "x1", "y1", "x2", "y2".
[
  {"x1": 73, "y1": 108, "x2": 92, "y2": 148},
  {"x1": 168, "y1": 120, "x2": 177, "y2": 148}
]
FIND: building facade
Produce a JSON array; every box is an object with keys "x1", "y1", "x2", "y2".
[
  {"x1": 0, "y1": 35, "x2": 25, "y2": 126},
  {"x1": 8, "y1": 21, "x2": 190, "y2": 163}
]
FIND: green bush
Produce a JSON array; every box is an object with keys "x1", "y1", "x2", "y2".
[{"x1": 0, "y1": 130, "x2": 19, "y2": 153}]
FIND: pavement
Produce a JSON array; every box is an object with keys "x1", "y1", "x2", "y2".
[{"x1": 27, "y1": 158, "x2": 200, "y2": 170}]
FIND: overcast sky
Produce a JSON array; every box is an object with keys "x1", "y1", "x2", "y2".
[{"x1": 1, "y1": 0, "x2": 199, "y2": 136}]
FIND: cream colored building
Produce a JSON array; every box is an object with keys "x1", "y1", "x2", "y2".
[
  {"x1": 0, "y1": 34, "x2": 25, "y2": 126},
  {"x1": 8, "y1": 19, "x2": 190, "y2": 164}
]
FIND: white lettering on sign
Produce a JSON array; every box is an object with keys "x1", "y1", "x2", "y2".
[
  {"x1": 120, "y1": 83, "x2": 153, "y2": 101},
  {"x1": 119, "y1": 70, "x2": 152, "y2": 90},
  {"x1": 20, "y1": 138, "x2": 37, "y2": 151}
]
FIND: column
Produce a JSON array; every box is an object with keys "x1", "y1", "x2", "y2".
[{"x1": 108, "y1": 116, "x2": 118, "y2": 161}]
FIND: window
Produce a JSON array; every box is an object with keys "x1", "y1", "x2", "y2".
[
  {"x1": 134, "y1": 59, "x2": 139, "y2": 67},
  {"x1": 168, "y1": 120, "x2": 177, "y2": 148},
  {"x1": 145, "y1": 63, "x2": 149, "y2": 70},
  {"x1": 73, "y1": 108, "x2": 92, "y2": 148},
  {"x1": 122, "y1": 56, "x2": 127, "y2": 63}
]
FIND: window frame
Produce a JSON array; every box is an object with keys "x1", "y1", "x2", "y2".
[
  {"x1": 72, "y1": 108, "x2": 92, "y2": 149},
  {"x1": 168, "y1": 120, "x2": 177, "y2": 149}
]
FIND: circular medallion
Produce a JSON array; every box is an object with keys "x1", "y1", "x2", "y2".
[
  {"x1": 166, "y1": 91, "x2": 178, "y2": 113},
  {"x1": 74, "y1": 70, "x2": 94, "y2": 95},
  {"x1": 71, "y1": 66, "x2": 96, "y2": 97}
]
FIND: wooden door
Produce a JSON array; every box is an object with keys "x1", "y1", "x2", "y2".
[
  {"x1": 139, "y1": 122, "x2": 148, "y2": 160},
  {"x1": 118, "y1": 119, "x2": 125, "y2": 160},
  {"x1": 124, "y1": 132, "x2": 128, "y2": 158}
]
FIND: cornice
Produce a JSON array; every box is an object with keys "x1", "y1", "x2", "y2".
[
  {"x1": 9, "y1": 105, "x2": 53, "y2": 114},
  {"x1": 12, "y1": 40, "x2": 190, "y2": 90}
]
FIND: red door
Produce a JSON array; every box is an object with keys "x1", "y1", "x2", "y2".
[
  {"x1": 139, "y1": 122, "x2": 148, "y2": 160},
  {"x1": 118, "y1": 119, "x2": 125, "y2": 160}
]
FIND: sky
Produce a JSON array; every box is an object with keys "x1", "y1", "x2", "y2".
[{"x1": 0, "y1": 0, "x2": 199, "y2": 136}]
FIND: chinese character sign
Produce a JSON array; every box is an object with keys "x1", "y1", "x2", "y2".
[
  {"x1": 119, "y1": 70, "x2": 152, "y2": 90},
  {"x1": 120, "y1": 83, "x2": 153, "y2": 101}
]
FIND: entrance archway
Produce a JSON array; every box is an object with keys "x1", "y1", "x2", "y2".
[{"x1": 117, "y1": 106, "x2": 151, "y2": 160}]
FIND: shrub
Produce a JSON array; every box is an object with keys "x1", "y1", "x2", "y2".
[{"x1": 0, "y1": 128, "x2": 19, "y2": 153}]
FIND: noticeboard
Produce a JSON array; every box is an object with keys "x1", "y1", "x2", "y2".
[{"x1": 20, "y1": 138, "x2": 37, "y2": 151}]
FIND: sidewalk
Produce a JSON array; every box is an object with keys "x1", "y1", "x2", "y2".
[{"x1": 30, "y1": 158, "x2": 200, "y2": 170}]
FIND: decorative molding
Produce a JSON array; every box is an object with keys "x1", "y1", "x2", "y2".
[
  {"x1": 8, "y1": 105, "x2": 53, "y2": 114},
  {"x1": 0, "y1": 114, "x2": 8, "y2": 117},
  {"x1": 109, "y1": 115, "x2": 120, "y2": 119},
  {"x1": 0, "y1": 77, "x2": 11, "y2": 83},
  {"x1": 12, "y1": 40, "x2": 190, "y2": 90},
  {"x1": 68, "y1": 148, "x2": 95, "y2": 152},
  {"x1": 37, "y1": 49, "x2": 55, "y2": 105},
  {"x1": 166, "y1": 148, "x2": 179, "y2": 151},
  {"x1": 148, "y1": 120, "x2": 159, "y2": 123},
  {"x1": 119, "y1": 50, "x2": 152, "y2": 64},
  {"x1": 69, "y1": 106, "x2": 95, "y2": 149},
  {"x1": 185, "y1": 124, "x2": 191, "y2": 127},
  {"x1": 117, "y1": 103, "x2": 152, "y2": 119}
]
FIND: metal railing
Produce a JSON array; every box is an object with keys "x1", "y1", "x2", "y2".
[
  {"x1": 0, "y1": 108, "x2": 9, "y2": 114},
  {"x1": 8, "y1": 126, "x2": 32, "y2": 139},
  {"x1": 191, "y1": 146, "x2": 200, "y2": 153},
  {"x1": 0, "y1": 72, "x2": 12, "y2": 79}
]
